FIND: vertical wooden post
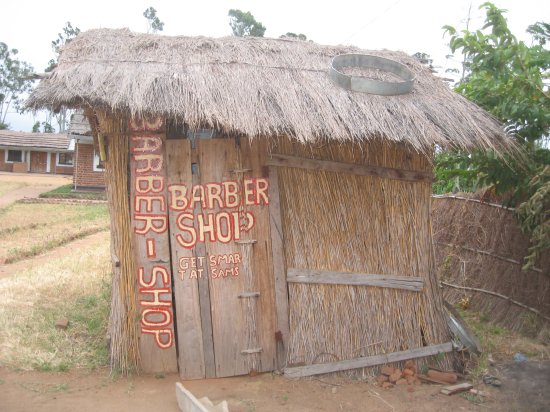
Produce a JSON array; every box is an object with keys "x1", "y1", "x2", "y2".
[
  {"x1": 192, "y1": 162, "x2": 217, "y2": 378},
  {"x1": 267, "y1": 166, "x2": 290, "y2": 369},
  {"x1": 129, "y1": 117, "x2": 178, "y2": 373}
]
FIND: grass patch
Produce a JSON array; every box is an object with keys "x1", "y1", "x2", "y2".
[
  {"x1": 0, "y1": 203, "x2": 109, "y2": 263},
  {"x1": 39, "y1": 184, "x2": 107, "y2": 201},
  {"x1": 456, "y1": 307, "x2": 550, "y2": 380},
  {"x1": 0, "y1": 232, "x2": 112, "y2": 371},
  {"x1": 0, "y1": 181, "x2": 28, "y2": 197}
]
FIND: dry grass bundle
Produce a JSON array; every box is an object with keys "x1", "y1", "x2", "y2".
[
  {"x1": 97, "y1": 111, "x2": 140, "y2": 373},
  {"x1": 273, "y1": 138, "x2": 450, "y2": 375},
  {"x1": 0, "y1": 232, "x2": 111, "y2": 371},
  {"x1": 28, "y1": 29, "x2": 510, "y2": 156},
  {"x1": 433, "y1": 196, "x2": 550, "y2": 341}
]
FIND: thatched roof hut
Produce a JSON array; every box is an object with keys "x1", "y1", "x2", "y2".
[
  {"x1": 29, "y1": 28, "x2": 507, "y2": 154},
  {"x1": 28, "y1": 29, "x2": 509, "y2": 378}
]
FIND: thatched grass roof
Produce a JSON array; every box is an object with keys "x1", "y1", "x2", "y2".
[{"x1": 27, "y1": 28, "x2": 509, "y2": 154}]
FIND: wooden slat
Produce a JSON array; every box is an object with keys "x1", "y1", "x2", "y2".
[
  {"x1": 166, "y1": 139, "x2": 207, "y2": 379},
  {"x1": 239, "y1": 139, "x2": 278, "y2": 374},
  {"x1": 129, "y1": 128, "x2": 177, "y2": 373},
  {"x1": 267, "y1": 166, "x2": 290, "y2": 369},
  {"x1": 441, "y1": 383, "x2": 473, "y2": 395},
  {"x1": 199, "y1": 139, "x2": 248, "y2": 377},
  {"x1": 284, "y1": 342, "x2": 453, "y2": 378},
  {"x1": 267, "y1": 154, "x2": 432, "y2": 183},
  {"x1": 192, "y1": 157, "x2": 217, "y2": 379},
  {"x1": 287, "y1": 268, "x2": 424, "y2": 292},
  {"x1": 195, "y1": 239, "x2": 216, "y2": 378}
]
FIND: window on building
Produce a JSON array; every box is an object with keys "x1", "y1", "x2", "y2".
[
  {"x1": 57, "y1": 152, "x2": 74, "y2": 166},
  {"x1": 6, "y1": 150, "x2": 23, "y2": 163},
  {"x1": 93, "y1": 151, "x2": 105, "y2": 172}
]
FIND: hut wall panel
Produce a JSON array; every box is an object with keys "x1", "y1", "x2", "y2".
[
  {"x1": 129, "y1": 124, "x2": 178, "y2": 373},
  {"x1": 239, "y1": 139, "x2": 277, "y2": 373},
  {"x1": 166, "y1": 139, "x2": 207, "y2": 379},
  {"x1": 271, "y1": 138, "x2": 449, "y2": 372},
  {"x1": 195, "y1": 138, "x2": 278, "y2": 377}
]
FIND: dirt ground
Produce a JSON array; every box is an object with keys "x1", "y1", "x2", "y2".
[
  {"x1": 1, "y1": 361, "x2": 549, "y2": 412},
  {"x1": 1, "y1": 173, "x2": 549, "y2": 412},
  {"x1": 0, "y1": 172, "x2": 71, "y2": 207}
]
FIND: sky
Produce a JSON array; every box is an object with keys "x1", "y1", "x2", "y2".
[{"x1": 1, "y1": 0, "x2": 548, "y2": 132}]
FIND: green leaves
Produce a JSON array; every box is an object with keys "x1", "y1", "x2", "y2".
[
  {"x1": 143, "y1": 7, "x2": 164, "y2": 34},
  {"x1": 438, "y1": 3, "x2": 550, "y2": 269},
  {"x1": 228, "y1": 9, "x2": 266, "y2": 37},
  {"x1": 0, "y1": 42, "x2": 34, "y2": 126}
]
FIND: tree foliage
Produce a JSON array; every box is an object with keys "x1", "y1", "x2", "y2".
[
  {"x1": 45, "y1": 22, "x2": 80, "y2": 132},
  {"x1": 143, "y1": 7, "x2": 164, "y2": 33},
  {"x1": 0, "y1": 42, "x2": 33, "y2": 129},
  {"x1": 280, "y1": 32, "x2": 307, "y2": 41},
  {"x1": 32, "y1": 120, "x2": 55, "y2": 133},
  {"x1": 46, "y1": 22, "x2": 80, "y2": 72},
  {"x1": 228, "y1": 9, "x2": 266, "y2": 37},
  {"x1": 436, "y1": 2, "x2": 550, "y2": 269}
]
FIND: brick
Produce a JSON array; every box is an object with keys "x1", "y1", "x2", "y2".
[
  {"x1": 380, "y1": 366, "x2": 395, "y2": 376},
  {"x1": 427, "y1": 370, "x2": 457, "y2": 384},
  {"x1": 389, "y1": 369, "x2": 403, "y2": 383},
  {"x1": 382, "y1": 382, "x2": 393, "y2": 390},
  {"x1": 403, "y1": 368, "x2": 415, "y2": 377},
  {"x1": 55, "y1": 318, "x2": 70, "y2": 329},
  {"x1": 376, "y1": 375, "x2": 389, "y2": 384}
]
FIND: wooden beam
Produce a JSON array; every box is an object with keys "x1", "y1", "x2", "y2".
[
  {"x1": 266, "y1": 154, "x2": 432, "y2": 183},
  {"x1": 267, "y1": 166, "x2": 290, "y2": 369},
  {"x1": 287, "y1": 268, "x2": 424, "y2": 292},
  {"x1": 441, "y1": 281, "x2": 550, "y2": 323},
  {"x1": 193, "y1": 167, "x2": 216, "y2": 379},
  {"x1": 284, "y1": 342, "x2": 453, "y2": 378}
]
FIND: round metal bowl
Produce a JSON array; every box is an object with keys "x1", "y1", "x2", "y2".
[{"x1": 329, "y1": 54, "x2": 415, "y2": 96}]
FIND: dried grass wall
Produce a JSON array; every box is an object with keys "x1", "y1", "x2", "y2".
[
  {"x1": 433, "y1": 196, "x2": 550, "y2": 341},
  {"x1": 95, "y1": 111, "x2": 140, "y2": 373},
  {"x1": 271, "y1": 138, "x2": 450, "y2": 373}
]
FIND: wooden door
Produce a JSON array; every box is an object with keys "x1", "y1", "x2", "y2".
[
  {"x1": 30, "y1": 151, "x2": 47, "y2": 173},
  {"x1": 167, "y1": 137, "x2": 277, "y2": 378}
]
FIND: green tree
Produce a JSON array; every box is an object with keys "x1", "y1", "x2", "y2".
[
  {"x1": 280, "y1": 32, "x2": 307, "y2": 41},
  {"x1": 46, "y1": 22, "x2": 80, "y2": 72},
  {"x1": 32, "y1": 120, "x2": 55, "y2": 133},
  {"x1": 436, "y1": 3, "x2": 550, "y2": 269},
  {"x1": 228, "y1": 9, "x2": 266, "y2": 37},
  {"x1": 45, "y1": 22, "x2": 80, "y2": 132},
  {"x1": 0, "y1": 42, "x2": 34, "y2": 129},
  {"x1": 143, "y1": 7, "x2": 164, "y2": 33}
]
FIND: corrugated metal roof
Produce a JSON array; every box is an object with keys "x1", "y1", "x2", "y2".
[{"x1": 0, "y1": 131, "x2": 72, "y2": 150}]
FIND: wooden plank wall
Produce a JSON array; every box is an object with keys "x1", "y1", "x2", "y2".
[
  {"x1": 166, "y1": 139, "x2": 208, "y2": 378},
  {"x1": 166, "y1": 137, "x2": 277, "y2": 378},
  {"x1": 129, "y1": 118, "x2": 178, "y2": 373}
]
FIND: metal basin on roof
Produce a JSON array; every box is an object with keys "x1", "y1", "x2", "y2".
[{"x1": 329, "y1": 54, "x2": 415, "y2": 96}]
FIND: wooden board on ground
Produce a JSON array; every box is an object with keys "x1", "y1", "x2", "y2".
[
  {"x1": 284, "y1": 342, "x2": 453, "y2": 378},
  {"x1": 440, "y1": 382, "x2": 473, "y2": 395}
]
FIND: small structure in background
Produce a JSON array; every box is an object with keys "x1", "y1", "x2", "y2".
[
  {"x1": 67, "y1": 113, "x2": 105, "y2": 190},
  {"x1": 0, "y1": 130, "x2": 73, "y2": 175}
]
